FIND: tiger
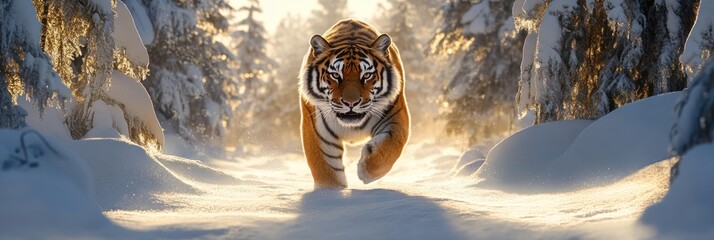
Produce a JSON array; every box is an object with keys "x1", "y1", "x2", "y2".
[{"x1": 299, "y1": 19, "x2": 411, "y2": 188}]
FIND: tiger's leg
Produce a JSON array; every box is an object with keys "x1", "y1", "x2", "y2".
[
  {"x1": 301, "y1": 100, "x2": 347, "y2": 188},
  {"x1": 358, "y1": 99, "x2": 410, "y2": 184}
]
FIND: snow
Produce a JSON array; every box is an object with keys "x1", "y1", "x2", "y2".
[
  {"x1": 640, "y1": 143, "x2": 714, "y2": 237},
  {"x1": 123, "y1": 0, "x2": 155, "y2": 45},
  {"x1": 460, "y1": 1, "x2": 493, "y2": 35},
  {"x1": 476, "y1": 120, "x2": 593, "y2": 192},
  {"x1": 680, "y1": 0, "x2": 714, "y2": 82},
  {"x1": 114, "y1": 0, "x2": 150, "y2": 66},
  {"x1": 90, "y1": 0, "x2": 112, "y2": 13},
  {"x1": 544, "y1": 92, "x2": 680, "y2": 188},
  {"x1": 106, "y1": 70, "x2": 165, "y2": 146},
  {"x1": 9, "y1": 0, "x2": 41, "y2": 45},
  {"x1": 87, "y1": 100, "x2": 128, "y2": 139},
  {"x1": 671, "y1": 59, "x2": 714, "y2": 155},
  {"x1": 521, "y1": 0, "x2": 546, "y2": 17},
  {"x1": 0, "y1": 129, "x2": 123, "y2": 238},
  {"x1": 517, "y1": 32, "x2": 538, "y2": 116},
  {"x1": 479, "y1": 92, "x2": 681, "y2": 192},
  {"x1": 663, "y1": 0, "x2": 682, "y2": 44},
  {"x1": 65, "y1": 138, "x2": 197, "y2": 210},
  {"x1": 604, "y1": 0, "x2": 627, "y2": 32},
  {"x1": 17, "y1": 97, "x2": 72, "y2": 141},
  {"x1": 0, "y1": 119, "x2": 696, "y2": 239},
  {"x1": 512, "y1": 0, "x2": 527, "y2": 18},
  {"x1": 532, "y1": 0, "x2": 577, "y2": 104},
  {"x1": 5, "y1": 0, "x2": 714, "y2": 238}
]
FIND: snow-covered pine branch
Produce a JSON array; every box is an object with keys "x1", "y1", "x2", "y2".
[
  {"x1": 680, "y1": 0, "x2": 714, "y2": 83},
  {"x1": 671, "y1": 60, "x2": 714, "y2": 156},
  {"x1": 0, "y1": 0, "x2": 70, "y2": 129}
]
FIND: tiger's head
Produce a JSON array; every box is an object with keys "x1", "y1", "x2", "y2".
[{"x1": 300, "y1": 33, "x2": 401, "y2": 127}]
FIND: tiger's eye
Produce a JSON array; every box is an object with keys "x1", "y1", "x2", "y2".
[
  {"x1": 330, "y1": 73, "x2": 340, "y2": 80},
  {"x1": 362, "y1": 73, "x2": 373, "y2": 80}
]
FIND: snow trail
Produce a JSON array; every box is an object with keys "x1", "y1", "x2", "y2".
[{"x1": 104, "y1": 141, "x2": 673, "y2": 239}]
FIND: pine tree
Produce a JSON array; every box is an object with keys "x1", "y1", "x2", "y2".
[
  {"x1": 231, "y1": 0, "x2": 274, "y2": 104},
  {"x1": 139, "y1": 0, "x2": 236, "y2": 147},
  {"x1": 309, "y1": 0, "x2": 350, "y2": 34},
  {"x1": 242, "y1": 13, "x2": 310, "y2": 149},
  {"x1": 373, "y1": 0, "x2": 441, "y2": 139},
  {"x1": 429, "y1": 0, "x2": 526, "y2": 144},
  {"x1": 32, "y1": 0, "x2": 116, "y2": 138},
  {"x1": 28, "y1": 0, "x2": 162, "y2": 148},
  {"x1": 1, "y1": 0, "x2": 69, "y2": 129},
  {"x1": 515, "y1": 0, "x2": 697, "y2": 124},
  {"x1": 227, "y1": 0, "x2": 276, "y2": 149}
]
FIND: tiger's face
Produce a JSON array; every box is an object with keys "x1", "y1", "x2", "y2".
[{"x1": 300, "y1": 34, "x2": 401, "y2": 127}]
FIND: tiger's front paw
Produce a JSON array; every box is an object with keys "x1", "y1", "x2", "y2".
[
  {"x1": 357, "y1": 159, "x2": 378, "y2": 184},
  {"x1": 357, "y1": 143, "x2": 384, "y2": 184}
]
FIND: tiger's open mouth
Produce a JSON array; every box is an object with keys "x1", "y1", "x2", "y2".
[{"x1": 336, "y1": 111, "x2": 367, "y2": 122}]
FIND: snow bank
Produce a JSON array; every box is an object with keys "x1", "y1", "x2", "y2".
[
  {"x1": 0, "y1": 128, "x2": 119, "y2": 238},
  {"x1": 477, "y1": 92, "x2": 680, "y2": 192},
  {"x1": 476, "y1": 120, "x2": 593, "y2": 191},
  {"x1": 543, "y1": 93, "x2": 680, "y2": 186},
  {"x1": 155, "y1": 154, "x2": 241, "y2": 185},
  {"x1": 66, "y1": 138, "x2": 196, "y2": 210},
  {"x1": 453, "y1": 148, "x2": 486, "y2": 177},
  {"x1": 640, "y1": 143, "x2": 714, "y2": 237}
]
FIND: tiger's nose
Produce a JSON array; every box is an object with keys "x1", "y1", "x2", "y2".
[{"x1": 341, "y1": 98, "x2": 361, "y2": 108}]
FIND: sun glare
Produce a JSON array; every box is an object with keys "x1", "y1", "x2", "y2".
[{"x1": 231, "y1": 0, "x2": 383, "y2": 34}]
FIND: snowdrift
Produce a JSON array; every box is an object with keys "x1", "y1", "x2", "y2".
[
  {"x1": 0, "y1": 129, "x2": 121, "y2": 238},
  {"x1": 476, "y1": 92, "x2": 681, "y2": 192},
  {"x1": 475, "y1": 120, "x2": 593, "y2": 191},
  {"x1": 66, "y1": 138, "x2": 198, "y2": 210},
  {"x1": 0, "y1": 127, "x2": 244, "y2": 238},
  {"x1": 640, "y1": 143, "x2": 714, "y2": 237}
]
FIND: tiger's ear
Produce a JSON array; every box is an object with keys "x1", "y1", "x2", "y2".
[
  {"x1": 372, "y1": 34, "x2": 392, "y2": 55},
  {"x1": 310, "y1": 35, "x2": 331, "y2": 56}
]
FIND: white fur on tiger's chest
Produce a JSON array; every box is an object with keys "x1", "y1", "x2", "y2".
[{"x1": 315, "y1": 108, "x2": 378, "y2": 145}]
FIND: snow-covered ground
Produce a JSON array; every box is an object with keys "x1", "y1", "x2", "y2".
[{"x1": 1, "y1": 92, "x2": 712, "y2": 239}]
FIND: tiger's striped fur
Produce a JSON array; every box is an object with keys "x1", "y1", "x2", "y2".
[{"x1": 299, "y1": 19, "x2": 410, "y2": 188}]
